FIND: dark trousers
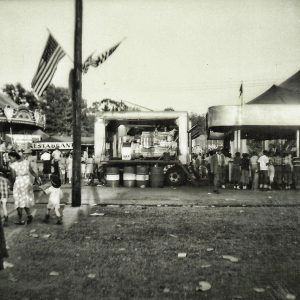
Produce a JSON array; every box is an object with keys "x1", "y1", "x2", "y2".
[{"x1": 259, "y1": 170, "x2": 269, "y2": 186}]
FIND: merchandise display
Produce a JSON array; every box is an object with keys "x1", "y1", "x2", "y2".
[{"x1": 119, "y1": 129, "x2": 178, "y2": 160}]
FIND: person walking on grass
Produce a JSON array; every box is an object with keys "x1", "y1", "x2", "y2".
[
  {"x1": 0, "y1": 164, "x2": 10, "y2": 227},
  {"x1": 8, "y1": 151, "x2": 41, "y2": 225},
  {"x1": 42, "y1": 174, "x2": 63, "y2": 225}
]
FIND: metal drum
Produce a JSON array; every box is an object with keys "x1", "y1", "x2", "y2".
[
  {"x1": 293, "y1": 157, "x2": 300, "y2": 189},
  {"x1": 123, "y1": 166, "x2": 136, "y2": 187},
  {"x1": 150, "y1": 165, "x2": 164, "y2": 188},
  {"x1": 106, "y1": 167, "x2": 120, "y2": 187},
  {"x1": 136, "y1": 165, "x2": 149, "y2": 188}
]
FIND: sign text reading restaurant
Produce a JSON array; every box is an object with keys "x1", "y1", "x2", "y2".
[{"x1": 31, "y1": 142, "x2": 73, "y2": 150}]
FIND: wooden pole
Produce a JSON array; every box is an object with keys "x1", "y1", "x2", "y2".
[{"x1": 72, "y1": 0, "x2": 82, "y2": 207}]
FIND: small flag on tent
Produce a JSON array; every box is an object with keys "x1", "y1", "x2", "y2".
[
  {"x1": 82, "y1": 40, "x2": 123, "y2": 74},
  {"x1": 31, "y1": 34, "x2": 65, "y2": 97},
  {"x1": 239, "y1": 83, "x2": 243, "y2": 97}
]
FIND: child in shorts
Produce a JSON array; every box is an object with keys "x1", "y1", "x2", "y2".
[{"x1": 42, "y1": 174, "x2": 63, "y2": 225}]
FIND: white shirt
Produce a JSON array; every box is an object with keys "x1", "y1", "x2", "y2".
[
  {"x1": 258, "y1": 155, "x2": 269, "y2": 171},
  {"x1": 41, "y1": 152, "x2": 51, "y2": 161},
  {"x1": 52, "y1": 149, "x2": 62, "y2": 160},
  {"x1": 250, "y1": 155, "x2": 258, "y2": 166},
  {"x1": 45, "y1": 186, "x2": 63, "y2": 205}
]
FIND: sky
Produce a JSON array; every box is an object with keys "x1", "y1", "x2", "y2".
[{"x1": 1, "y1": 0, "x2": 300, "y2": 114}]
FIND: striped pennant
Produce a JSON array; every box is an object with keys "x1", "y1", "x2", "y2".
[
  {"x1": 82, "y1": 40, "x2": 122, "y2": 74},
  {"x1": 31, "y1": 34, "x2": 65, "y2": 97}
]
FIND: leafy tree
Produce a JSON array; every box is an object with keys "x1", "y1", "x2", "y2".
[
  {"x1": 164, "y1": 107, "x2": 175, "y2": 111},
  {"x1": 39, "y1": 85, "x2": 93, "y2": 136},
  {"x1": 189, "y1": 113, "x2": 206, "y2": 135},
  {"x1": 87, "y1": 98, "x2": 140, "y2": 114},
  {"x1": 2, "y1": 83, "x2": 38, "y2": 109},
  {"x1": 38, "y1": 85, "x2": 72, "y2": 135}
]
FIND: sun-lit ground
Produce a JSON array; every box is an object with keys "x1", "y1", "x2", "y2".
[{"x1": 0, "y1": 186, "x2": 299, "y2": 299}]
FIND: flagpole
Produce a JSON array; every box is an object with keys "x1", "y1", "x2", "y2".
[
  {"x1": 46, "y1": 27, "x2": 74, "y2": 64},
  {"x1": 71, "y1": 0, "x2": 82, "y2": 207}
]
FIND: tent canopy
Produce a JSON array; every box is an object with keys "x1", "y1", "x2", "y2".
[
  {"x1": 247, "y1": 70, "x2": 300, "y2": 105},
  {"x1": 247, "y1": 85, "x2": 300, "y2": 104}
]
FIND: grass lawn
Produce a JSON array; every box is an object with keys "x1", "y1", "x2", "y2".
[{"x1": 0, "y1": 204, "x2": 299, "y2": 299}]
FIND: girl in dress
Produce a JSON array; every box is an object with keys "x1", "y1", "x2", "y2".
[{"x1": 9, "y1": 151, "x2": 41, "y2": 225}]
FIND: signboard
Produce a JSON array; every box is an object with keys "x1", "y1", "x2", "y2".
[{"x1": 31, "y1": 142, "x2": 73, "y2": 150}]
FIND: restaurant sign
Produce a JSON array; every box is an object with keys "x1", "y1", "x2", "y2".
[{"x1": 31, "y1": 142, "x2": 73, "y2": 150}]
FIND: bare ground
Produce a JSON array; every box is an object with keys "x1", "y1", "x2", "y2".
[{"x1": 0, "y1": 194, "x2": 299, "y2": 299}]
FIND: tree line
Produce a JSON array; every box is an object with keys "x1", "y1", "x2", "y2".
[{"x1": 2, "y1": 83, "x2": 206, "y2": 136}]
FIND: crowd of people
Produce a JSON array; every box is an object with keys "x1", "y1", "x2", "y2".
[
  {"x1": 0, "y1": 145, "x2": 98, "y2": 228},
  {"x1": 191, "y1": 147, "x2": 299, "y2": 193},
  {"x1": 1, "y1": 142, "x2": 299, "y2": 227}
]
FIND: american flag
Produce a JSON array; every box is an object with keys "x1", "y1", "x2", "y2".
[
  {"x1": 82, "y1": 41, "x2": 122, "y2": 74},
  {"x1": 31, "y1": 34, "x2": 65, "y2": 97},
  {"x1": 239, "y1": 83, "x2": 243, "y2": 97}
]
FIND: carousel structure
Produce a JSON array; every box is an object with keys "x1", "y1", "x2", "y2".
[{"x1": 0, "y1": 93, "x2": 45, "y2": 149}]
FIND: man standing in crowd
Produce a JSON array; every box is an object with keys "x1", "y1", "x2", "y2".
[
  {"x1": 258, "y1": 150, "x2": 269, "y2": 190},
  {"x1": 41, "y1": 148, "x2": 51, "y2": 180},
  {"x1": 210, "y1": 147, "x2": 225, "y2": 193},
  {"x1": 52, "y1": 146, "x2": 62, "y2": 176},
  {"x1": 273, "y1": 151, "x2": 283, "y2": 189}
]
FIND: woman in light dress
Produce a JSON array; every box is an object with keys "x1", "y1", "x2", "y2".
[
  {"x1": 66, "y1": 152, "x2": 73, "y2": 184},
  {"x1": 9, "y1": 151, "x2": 41, "y2": 225},
  {"x1": 81, "y1": 154, "x2": 87, "y2": 179},
  {"x1": 85, "y1": 154, "x2": 94, "y2": 180}
]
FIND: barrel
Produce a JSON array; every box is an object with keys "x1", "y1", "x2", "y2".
[
  {"x1": 150, "y1": 165, "x2": 164, "y2": 188},
  {"x1": 293, "y1": 157, "x2": 300, "y2": 189},
  {"x1": 136, "y1": 165, "x2": 149, "y2": 188},
  {"x1": 123, "y1": 166, "x2": 136, "y2": 187},
  {"x1": 106, "y1": 167, "x2": 120, "y2": 187}
]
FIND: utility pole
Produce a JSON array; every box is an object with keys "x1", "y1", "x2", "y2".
[{"x1": 72, "y1": 0, "x2": 82, "y2": 207}]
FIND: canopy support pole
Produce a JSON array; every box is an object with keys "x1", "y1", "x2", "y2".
[{"x1": 296, "y1": 129, "x2": 300, "y2": 157}]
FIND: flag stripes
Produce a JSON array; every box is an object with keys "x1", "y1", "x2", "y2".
[
  {"x1": 82, "y1": 41, "x2": 122, "y2": 74},
  {"x1": 31, "y1": 34, "x2": 65, "y2": 97}
]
